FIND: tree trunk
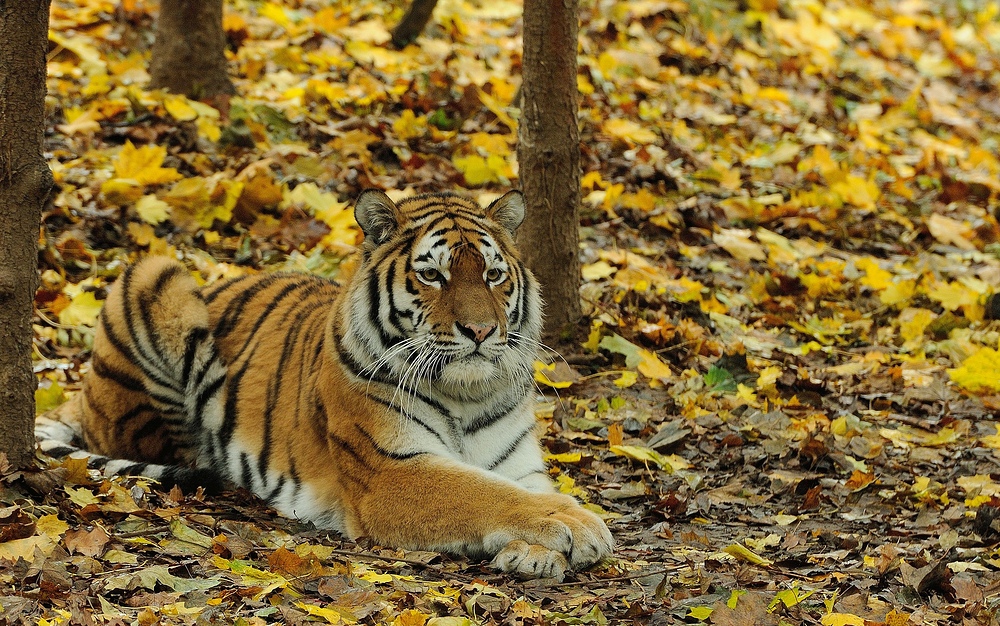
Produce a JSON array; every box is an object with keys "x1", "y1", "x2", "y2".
[
  {"x1": 148, "y1": 0, "x2": 234, "y2": 98},
  {"x1": 517, "y1": 0, "x2": 581, "y2": 340},
  {"x1": 0, "y1": 0, "x2": 53, "y2": 468},
  {"x1": 391, "y1": 0, "x2": 439, "y2": 48}
]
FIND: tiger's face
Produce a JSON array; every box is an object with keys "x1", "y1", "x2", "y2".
[{"x1": 346, "y1": 190, "x2": 541, "y2": 398}]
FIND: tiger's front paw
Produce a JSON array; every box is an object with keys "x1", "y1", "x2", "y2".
[
  {"x1": 487, "y1": 494, "x2": 614, "y2": 574},
  {"x1": 491, "y1": 540, "x2": 568, "y2": 580}
]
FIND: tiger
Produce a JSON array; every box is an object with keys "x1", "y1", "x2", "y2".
[{"x1": 37, "y1": 189, "x2": 613, "y2": 580}]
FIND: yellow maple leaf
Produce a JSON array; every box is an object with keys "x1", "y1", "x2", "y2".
[
  {"x1": 163, "y1": 94, "x2": 198, "y2": 122},
  {"x1": 581, "y1": 261, "x2": 617, "y2": 281},
  {"x1": 453, "y1": 154, "x2": 511, "y2": 186},
  {"x1": 282, "y1": 183, "x2": 357, "y2": 251},
  {"x1": 820, "y1": 614, "x2": 865, "y2": 626},
  {"x1": 59, "y1": 289, "x2": 104, "y2": 327},
  {"x1": 602, "y1": 118, "x2": 658, "y2": 145},
  {"x1": 112, "y1": 141, "x2": 182, "y2": 186},
  {"x1": 898, "y1": 308, "x2": 935, "y2": 346},
  {"x1": 295, "y1": 602, "x2": 340, "y2": 624},
  {"x1": 949, "y1": 347, "x2": 1000, "y2": 393},
  {"x1": 880, "y1": 279, "x2": 916, "y2": 306},
  {"x1": 926, "y1": 279, "x2": 979, "y2": 312},
  {"x1": 100, "y1": 178, "x2": 144, "y2": 205},
  {"x1": 614, "y1": 370, "x2": 637, "y2": 388},
  {"x1": 134, "y1": 194, "x2": 170, "y2": 225},
  {"x1": 637, "y1": 349, "x2": 673, "y2": 385},
  {"x1": 855, "y1": 257, "x2": 891, "y2": 290},
  {"x1": 927, "y1": 213, "x2": 976, "y2": 250},
  {"x1": 163, "y1": 177, "x2": 241, "y2": 231},
  {"x1": 533, "y1": 361, "x2": 575, "y2": 389},
  {"x1": 393, "y1": 109, "x2": 427, "y2": 140},
  {"x1": 713, "y1": 228, "x2": 766, "y2": 262},
  {"x1": 393, "y1": 610, "x2": 430, "y2": 626}
]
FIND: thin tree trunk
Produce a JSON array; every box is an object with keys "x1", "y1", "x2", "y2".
[
  {"x1": 149, "y1": 0, "x2": 234, "y2": 98},
  {"x1": 391, "y1": 0, "x2": 439, "y2": 48},
  {"x1": 517, "y1": 0, "x2": 582, "y2": 340},
  {"x1": 0, "y1": 0, "x2": 54, "y2": 468}
]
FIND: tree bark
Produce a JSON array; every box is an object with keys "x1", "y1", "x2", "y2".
[
  {"x1": 391, "y1": 0, "x2": 439, "y2": 49},
  {"x1": 0, "y1": 0, "x2": 54, "y2": 468},
  {"x1": 517, "y1": 0, "x2": 581, "y2": 340},
  {"x1": 148, "y1": 0, "x2": 235, "y2": 98}
]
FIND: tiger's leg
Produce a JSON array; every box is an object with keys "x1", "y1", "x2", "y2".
[
  {"x1": 71, "y1": 257, "x2": 226, "y2": 491},
  {"x1": 345, "y1": 456, "x2": 613, "y2": 580}
]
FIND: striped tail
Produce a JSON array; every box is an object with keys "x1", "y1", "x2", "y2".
[{"x1": 35, "y1": 401, "x2": 224, "y2": 494}]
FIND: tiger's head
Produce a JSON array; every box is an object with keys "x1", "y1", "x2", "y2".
[{"x1": 340, "y1": 190, "x2": 542, "y2": 401}]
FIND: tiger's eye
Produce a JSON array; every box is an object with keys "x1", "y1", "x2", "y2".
[
  {"x1": 418, "y1": 268, "x2": 441, "y2": 282},
  {"x1": 486, "y1": 268, "x2": 504, "y2": 282}
]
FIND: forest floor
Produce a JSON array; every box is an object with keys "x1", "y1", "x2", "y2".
[{"x1": 4, "y1": 0, "x2": 1000, "y2": 623}]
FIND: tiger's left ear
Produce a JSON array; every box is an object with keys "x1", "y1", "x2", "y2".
[
  {"x1": 355, "y1": 189, "x2": 400, "y2": 246},
  {"x1": 486, "y1": 190, "x2": 526, "y2": 234}
]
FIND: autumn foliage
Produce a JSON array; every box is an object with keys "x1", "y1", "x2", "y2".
[{"x1": 5, "y1": 0, "x2": 1000, "y2": 623}]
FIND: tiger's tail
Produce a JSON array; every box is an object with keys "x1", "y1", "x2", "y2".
[{"x1": 35, "y1": 401, "x2": 224, "y2": 493}]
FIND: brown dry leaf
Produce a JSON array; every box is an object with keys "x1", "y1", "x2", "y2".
[{"x1": 64, "y1": 526, "x2": 110, "y2": 557}]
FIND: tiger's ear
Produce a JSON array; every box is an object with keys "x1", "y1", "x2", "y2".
[
  {"x1": 355, "y1": 189, "x2": 400, "y2": 245},
  {"x1": 486, "y1": 190, "x2": 526, "y2": 234}
]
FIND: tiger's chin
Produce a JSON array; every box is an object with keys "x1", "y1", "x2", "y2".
[{"x1": 437, "y1": 353, "x2": 499, "y2": 389}]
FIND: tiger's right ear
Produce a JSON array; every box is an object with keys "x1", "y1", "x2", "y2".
[{"x1": 354, "y1": 189, "x2": 400, "y2": 246}]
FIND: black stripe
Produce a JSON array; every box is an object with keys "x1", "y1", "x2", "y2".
[
  {"x1": 367, "y1": 271, "x2": 396, "y2": 348},
  {"x1": 114, "y1": 402, "x2": 158, "y2": 433},
  {"x1": 120, "y1": 462, "x2": 149, "y2": 476},
  {"x1": 486, "y1": 425, "x2": 534, "y2": 470},
  {"x1": 264, "y1": 475, "x2": 286, "y2": 503},
  {"x1": 355, "y1": 424, "x2": 424, "y2": 461},
  {"x1": 512, "y1": 469, "x2": 547, "y2": 483},
  {"x1": 366, "y1": 394, "x2": 449, "y2": 449},
  {"x1": 260, "y1": 297, "x2": 328, "y2": 478},
  {"x1": 239, "y1": 452, "x2": 254, "y2": 489},
  {"x1": 202, "y1": 274, "x2": 255, "y2": 304},
  {"x1": 100, "y1": 314, "x2": 183, "y2": 395},
  {"x1": 219, "y1": 346, "x2": 257, "y2": 445},
  {"x1": 119, "y1": 266, "x2": 171, "y2": 373},
  {"x1": 225, "y1": 279, "x2": 319, "y2": 362},
  {"x1": 43, "y1": 445, "x2": 76, "y2": 458},
  {"x1": 181, "y1": 327, "x2": 209, "y2": 383},
  {"x1": 193, "y1": 374, "x2": 227, "y2": 424},
  {"x1": 328, "y1": 432, "x2": 371, "y2": 469},
  {"x1": 290, "y1": 299, "x2": 329, "y2": 431},
  {"x1": 88, "y1": 454, "x2": 110, "y2": 469},
  {"x1": 512, "y1": 264, "x2": 528, "y2": 328},
  {"x1": 152, "y1": 263, "x2": 186, "y2": 294},
  {"x1": 384, "y1": 260, "x2": 409, "y2": 335},
  {"x1": 91, "y1": 354, "x2": 147, "y2": 393},
  {"x1": 136, "y1": 265, "x2": 187, "y2": 358},
  {"x1": 213, "y1": 274, "x2": 285, "y2": 339},
  {"x1": 132, "y1": 415, "x2": 169, "y2": 445},
  {"x1": 463, "y1": 395, "x2": 524, "y2": 434}
]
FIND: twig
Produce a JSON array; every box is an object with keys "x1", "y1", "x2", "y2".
[
  {"x1": 115, "y1": 525, "x2": 170, "y2": 539},
  {"x1": 543, "y1": 565, "x2": 684, "y2": 588}
]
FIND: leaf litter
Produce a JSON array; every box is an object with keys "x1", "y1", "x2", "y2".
[{"x1": 10, "y1": 0, "x2": 1000, "y2": 623}]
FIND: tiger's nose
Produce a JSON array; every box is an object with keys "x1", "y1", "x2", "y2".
[{"x1": 458, "y1": 322, "x2": 497, "y2": 344}]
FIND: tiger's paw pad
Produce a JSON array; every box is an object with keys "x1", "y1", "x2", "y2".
[{"x1": 491, "y1": 540, "x2": 568, "y2": 580}]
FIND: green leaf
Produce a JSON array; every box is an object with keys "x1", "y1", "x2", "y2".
[
  {"x1": 705, "y1": 365, "x2": 736, "y2": 392},
  {"x1": 599, "y1": 334, "x2": 642, "y2": 368},
  {"x1": 35, "y1": 381, "x2": 66, "y2": 415}
]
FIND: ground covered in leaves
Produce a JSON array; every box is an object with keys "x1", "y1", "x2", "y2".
[{"x1": 5, "y1": 0, "x2": 1000, "y2": 623}]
